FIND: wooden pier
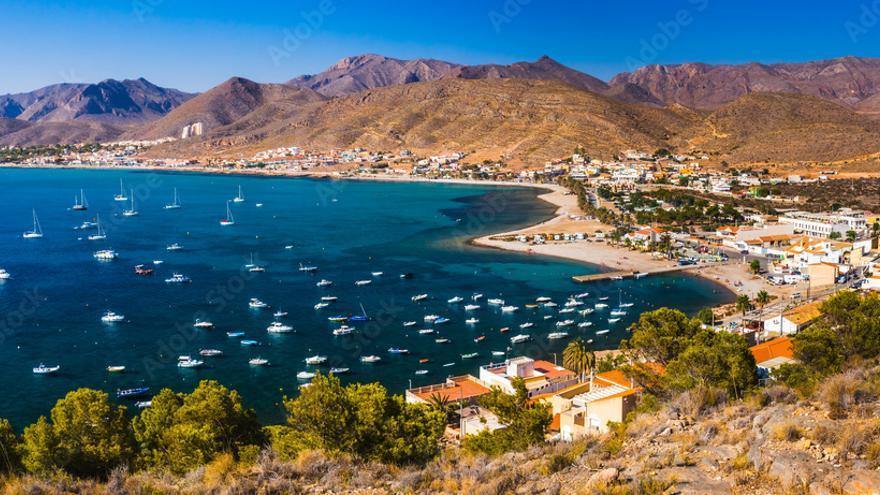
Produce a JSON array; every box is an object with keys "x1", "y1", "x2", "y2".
[
  {"x1": 572, "y1": 263, "x2": 718, "y2": 284},
  {"x1": 572, "y1": 271, "x2": 635, "y2": 283}
]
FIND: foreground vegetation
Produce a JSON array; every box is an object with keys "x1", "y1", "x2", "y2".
[{"x1": 0, "y1": 292, "x2": 878, "y2": 493}]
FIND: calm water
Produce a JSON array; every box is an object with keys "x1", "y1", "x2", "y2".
[{"x1": 0, "y1": 168, "x2": 732, "y2": 427}]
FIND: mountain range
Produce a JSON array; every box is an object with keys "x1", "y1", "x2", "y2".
[{"x1": 3, "y1": 54, "x2": 880, "y2": 167}]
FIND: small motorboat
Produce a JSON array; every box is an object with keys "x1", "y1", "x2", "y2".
[
  {"x1": 578, "y1": 322, "x2": 594, "y2": 328},
  {"x1": 267, "y1": 322, "x2": 293, "y2": 333},
  {"x1": 574, "y1": 292, "x2": 590, "y2": 299},
  {"x1": 371, "y1": 271, "x2": 383, "y2": 277},
  {"x1": 107, "y1": 365, "x2": 126, "y2": 373},
  {"x1": 193, "y1": 320, "x2": 214, "y2": 329},
  {"x1": 249, "y1": 298, "x2": 268, "y2": 309},
  {"x1": 579, "y1": 308, "x2": 595, "y2": 316},
  {"x1": 101, "y1": 311, "x2": 125, "y2": 323},
  {"x1": 435, "y1": 338, "x2": 450, "y2": 344},
  {"x1": 165, "y1": 273, "x2": 192, "y2": 284},
  {"x1": 320, "y1": 296, "x2": 338, "y2": 302},
  {"x1": 354, "y1": 280, "x2": 372, "y2": 286},
  {"x1": 240, "y1": 340, "x2": 259, "y2": 346},
  {"x1": 418, "y1": 328, "x2": 435, "y2": 335},
  {"x1": 419, "y1": 358, "x2": 430, "y2": 364},
  {"x1": 424, "y1": 314, "x2": 440, "y2": 323},
  {"x1": 499, "y1": 327, "x2": 510, "y2": 333},
  {"x1": 0, "y1": 269, "x2": 10, "y2": 280},
  {"x1": 134, "y1": 264, "x2": 153, "y2": 276},
  {"x1": 535, "y1": 296, "x2": 552, "y2": 303},
  {"x1": 93, "y1": 249, "x2": 118, "y2": 261},
  {"x1": 411, "y1": 294, "x2": 428, "y2": 302},
  {"x1": 273, "y1": 310, "x2": 288, "y2": 318},
  {"x1": 400, "y1": 273, "x2": 414, "y2": 279},
  {"x1": 556, "y1": 320, "x2": 575, "y2": 327},
  {"x1": 177, "y1": 358, "x2": 205, "y2": 369},
  {"x1": 447, "y1": 296, "x2": 464, "y2": 304},
  {"x1": 501, "y1": 305, "x2": 519, "y2": 313},
  {"x1": 135, "y1": 401, "x2": 152, "y2": 408},
  {"x1": 403, "y1": 321, "x2": 417, "y2": 328},
  {"x1": 166, "y1": 243, "x2": 183, "y2": 251},
  {"x1": 388, "y1": 347, "x2": 410, "y2": 354},
  {"x1": 317, "y1": 279, "x2": 333, "y2": 287},
  {"x1": 117, "y1": 387, "x2": 149, "y2": 398},
  {"x1": 314, "y1": 302, "x2": 330, "y2": 310},
  {"x1": 360, "y1": 355, "x2": 381, "y2": 364},
  {"x1": 227, "y1": 331, "x2": 245, "y2": 338},
  {"x1": 487, "y1": 298, "x2": 505, "y2": 306},
  {"x1": 304, "y1": 355, "x2": 327, "y2": 365},
  {"x1": 543, "y1": 301, "x2": 559, "y2": 308},
  {"x1": 461, "y1": 352, "x2": 480, "y2": 359},
  {"x1": 608, "y1": 318, "x2": 621, "y2": 324},
  {"x1": 465, "y1": 318, "x2": 479, "y2": 325},
  {"x1": 297, "y1": 371, "x2": 316, "y2": 380},
  {"x1": 249, "y1": 357, "x2": 269, "y2": 366},
  {"x1": 199, "y1": 349, "x2": 223, "y2": 357},
  {"x1": 464, "y1": 304, "x2": 480, "y2": 311},
  {"x1": 596, "y1": 329, "x2": 611, "y2": 335},
  {"x1": 414, "y1": 370, "x2": 428, "y2": 375},
  {"x1": 332, "y1": 326, "x2": 354, "y2": 336},
  {"x1": 519, "y1": 322, "x2": 534, "y2": 329},
  {"x1": 510, "y1": 334, "x2": 531, "y2": 344},
  {"x1": 329, "y1": 367, "x2": 350, "y2": 374},
  {"x1": 594, "y1": 303, "x2": 609, "y2": 309},
  {"x1": 33, "y1": 364, "x2": 60, "y2": 375},
  {"x1": 473, "y1": 335, "x2": 486, "y2": 343},
  {"x1": 548, "y1": 332, "x2": 569, "y2": 340},
  {"x1": 433, "y1": 317, "x2": 451, "y2": 324}
]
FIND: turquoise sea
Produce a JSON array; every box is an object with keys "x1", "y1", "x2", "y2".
[{"x1": 0, "y1": 168, "x2": 733, "y2": 427}]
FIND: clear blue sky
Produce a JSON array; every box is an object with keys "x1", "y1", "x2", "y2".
[{"x1": 2, "y1": 0, "x2": 877, "y2": 93}]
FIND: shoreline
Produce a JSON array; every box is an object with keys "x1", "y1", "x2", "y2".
[{"x1": 2, "y1": 163, "x2": 764, "y2": 299}]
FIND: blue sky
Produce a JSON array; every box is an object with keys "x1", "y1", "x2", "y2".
[{"x1": 2, "y1": 0, "x2": 878, "y2": 93}]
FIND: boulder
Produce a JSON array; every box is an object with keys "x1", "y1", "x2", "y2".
[
  {"x1": 768, "y1": 451, "x2": 817, "y2": 490},
  {"x1": 842, "y1": 470, "x2": 880, "y2": 495}
]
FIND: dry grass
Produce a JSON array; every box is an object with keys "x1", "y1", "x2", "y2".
[
  {"x1": 817, "y1": 371, "x2": 878, "y2": 419},
  {"x1": 771, "y1": 421, "x2": 804, "y2": 442}
]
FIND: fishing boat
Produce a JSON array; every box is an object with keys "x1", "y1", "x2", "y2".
[
  {"x1": 107, "y1": 366, "x2": 126, "y2": 373},
  {"x1": 433, "y1": 316, "x2": 450, "y2": 324},
  {"x1": 500, "y1": 305, "x2": 519, "y2": 313},
  {"x1": 596, "y1": 329, "x2": 611, "y2": 335},
  {"x1": 163, "y1": 188, "x2": 181, "y2": 209},
  {"x1": 296, "y1": 371, "x2": 316, "y2": 380},
  {"x1": 240, "y1": 340, "x2": 259, "y2": 346},
  {"x1": 548, "y1": 332, "x2": 569, "y2": 340},
  {"x1": 33, "y1": 364, "x2": 60, "y2": 375},
  {"x1": 122, "y1": 190, "x2": 138, "y2": 217},
  {"x1": 510, "y1": 334, "x2": 531, "y2": 344},
  {"x1": 411, "y1": 294, "x2": 428, "y2": 302},
  {"x1": 227, "y1": 331, "x2": 245, "y2": 338},
  {"x1": 248, "y1": 298, "x2": 268, "y2": 309},
  {"x1": 314, "y1": 302, "x2": 329, "y2": 310},
  {"x1": 320, "y1": 296, "x2": 338, "y2": 302},
  {"x1": 267, "y1": 321, "x2": 293, "y2": 333},
  {"x1": 273, "y1": 310, "x2": 288, "y2": 318},
  {"x1": 464, "y1": 304, "x2": 480, "y2": 311},
  {"x1": 316, "y1": 279, "x2": 333, "y2": 287},
  {"x1": 93, "y1": 249, "x2": 118, "y2": 261},
  {"x1": 473, "y1": 335, "x2": 486, "y2": 343},
  {"x1": 435, "y1": 338, "x2": 450, "y2": 344},
  {"x1": 134, "y1": 264, "x2": 153, "y2": 276},
  {"x1": 101, "y1": 310, "x2": 125, "y2": 323},
  {"x1": 87, "y1": 214, "x2": 107, "y2": 241},
  {"x1": 193, "y1": 320, "x2": 214, "y2": 329},
  {"x1": 23, "y1": 209, "x2": 43, "y2": 239},
  {"x1": 117, "y1": 387, "x2": 149, "y2": 398},
  {"x1": 418, "y1": 328, "x2": 435, "y2": 335},
  {"x1": 219, "y1": 201, "x2": 235, "y2": 226},
  {"x1": 360, "y1": 355, "x2": 381, "y2": 364},
  {"x1": 556, "y1": 320, "x2": 575, "y2": 327},
  {"x1": 388, "y1": 347, "x2": 410, "y2": 354},
  {"x1": 232, "y1": 185, "x2": 245, "y2": 203},
  {"x1": 249, "y1": 357, "x2": 269, "y2": 366},
  {"x1": 165, "y1": 273, "x2": 191, "y2": 283},
  {"x1": 299, "y1": 263, "x2": 318, "y2": 272},
  {"x1": 114, "y1": 179, "x2": 128, "y2": 202},
  {"x1": 519, "y1": 322, "x2": 534, "y2": 329},
  {"x1": 465, "y1": 318, "x2": 479, "y2": 324},
  {"x1": 447, "y1": 296, "x2": 464, "y2": 304},
  {"x1": 332, "y1": 326, "x2": 354, "y2": 336},
  {"x1": 329, "y1": 367, "x2": 350, "y2": 374},
  {"x1": 487, "y1": 298, "x2": 505, "y2": 306},
  {"x1": 166, "y1": 243, "x2": 183, "y2": 251},
  {"x1": 414, "y1": 370, "x2": 429, "y2": 375},
  {"x1": 304, "y1": 355, "x2": 327, "y2": 365},
  {"x1": 0, "y1": 269, "x2": 10, "y2": 280},
  {"x1": 461, "y1": 352, "x2": 480, "y2": 359},
  {"x1": 578, "y1": 322, "x2": 594, "y2": 328},
  {"x1": 535, "y1": 296, "x2": 552, "y2": 303},
  {"x1": 403, "y1": 321, "x2": 417, "y2": 328},
  {"x1": 72, "y1": 189, "x2": 88, "y2": 211},
  {"x1": 199, "y1": 349, "x2": 223, "y2": 357}
]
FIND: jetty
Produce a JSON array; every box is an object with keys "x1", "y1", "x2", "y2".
[
  {"x1": 572, "y1": 263, "x2": 722, "y2": 284},
  {"x1": 572, "y1": 271, "x2": 635, "y2": 283}
]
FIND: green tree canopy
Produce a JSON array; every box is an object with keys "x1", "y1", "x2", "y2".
[
  {"x1": 792, "y1": 326, "x2": 845, "y2": 376},
  {"x1": 21, "y1": 388, "x2": 134, "y2": 478},
  {"x1": 132, "y1": 380, "x2": 264, "y2": 474},
  {"x1": 818, "y1": 292, "x2": 880, "y2": 359},
  {"x1": 665, "y1": 330, "x2": 757, "y2": 398},
  {"x1": 622, "y1": 308, "x2": 704, "y2": 365},
  {"x1": 563, "y1": 337, "x2": 596, "y2": 382},
  {"x1": 0, "y1": 418, "x2": 20, "y2": 473}
]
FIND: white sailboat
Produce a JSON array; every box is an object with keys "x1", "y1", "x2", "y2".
[
  {"x1": 72, "y1": 189, "x2": 88, "y2": 210},
  {"x1": 219, "y1": 201, "x2": 235, "y2": 226},
  {"x1": 23, "y1": 209, "x2": 43, "y2": 238},
  {"x1": 114, "y1": 179, "x2": 128, "y2": 201},
  {"x1": 122, "y1": 189, "x2": 138, "y2": 217},
  {"x1": 232, "y1": 185, "x2": 245, "y2": 203},
  {"x1": 163, "y1": 188, "x2": 181, "y2": 209},
  {"x1": 87, "y1": 214, "x2": 107, "y2": 241}
]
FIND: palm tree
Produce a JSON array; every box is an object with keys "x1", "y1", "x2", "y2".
[
  {"x1": 426, "y1": 392, "x2": 453, "y2": 423},
  {"x1": 735, "y1": 294, "x2": 752, "y2": 316},
  {"x1": 755, "y1": 290, "x2": 770, "y2": 309},
  {"x1": 563, "y1": 338, "x2": 596, "y2": 383}
]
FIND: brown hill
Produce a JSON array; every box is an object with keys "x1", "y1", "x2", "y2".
[
  {"x1": 444, "y1": 55, "x2": 610, "y2": 94},
  {"x1": 0, "y1": 119, "x2": 124, "y2": 146},
  {"x1": 131, "y1": 77, "x2": 326, "y2": 141},
  {"x1": 611, "y1": 56, "x2": 880, "y2": 110},
  {"x1": 686, "y1": 92, "x2": 880, "y2": 163}
]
